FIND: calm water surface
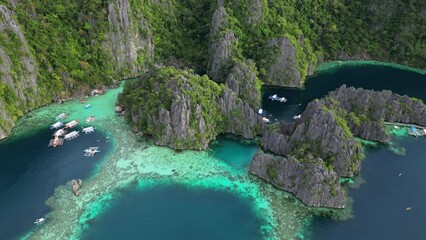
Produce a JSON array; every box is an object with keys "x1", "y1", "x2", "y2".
[
  {"x1": 0, "y1": 63, "x2": 425, "y2": 239},
  {"x1": 0, "y1": 127, "x2": 110, "y2": 239}
]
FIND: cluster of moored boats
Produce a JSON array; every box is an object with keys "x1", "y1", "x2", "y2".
[{"x1": 38, "y1": 100, "x2": 102, "y2": 225}]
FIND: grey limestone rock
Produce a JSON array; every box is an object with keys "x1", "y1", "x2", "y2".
[
  {"x1": 104, "y1": 0, "x2": 154, "y2": 78},
  {"x1": 264, "y1": 37, "x2": 302, "y2": 88},
  {"x1": 249, "y1": 152, "x2": 346, "y2": 208}
]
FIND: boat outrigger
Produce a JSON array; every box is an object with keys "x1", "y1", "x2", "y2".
[
  {"x1": 54, "y1": 113, "x2": 68, "y2": 121},
  {"x1": 34, "y1": 217, "x2": 46, "y2": 225},
  {"x1": 84, "y1": 147, "x2": 100, "y2": 156},
  {"x1": 50, "y1": 122, "x2": 64, "y2": 129}
]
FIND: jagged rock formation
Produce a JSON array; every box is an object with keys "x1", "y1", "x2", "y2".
[
  {"x1": 325, "y1": 85, "x2": 426, "y2": 142},
  {"x1": 207, "y1": 4, "x2": 235, "y2": 82},
  {"x1": 264, "y1": 37, "x2": 303, "y2": 88},
  {"x1": 250, "y1": 86, "x2": 426, "y2": 208},
  {"x1": 119, "y1": 65, "x2": 264, "y2": 150},
  {"x1": 250, "y1": 152, "x2": 345, "y2": 208},
  {"x1": 104, "y1": 0, "x2": 154, "y2": 77}
]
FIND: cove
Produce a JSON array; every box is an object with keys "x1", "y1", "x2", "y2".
[
  {"x1": 310, "y1": 136, "x2": 426, "y2": 240},
  {"x1": 262, "y1": 62, "x2": 426, "y2": 121},
  {"x1": 84, "y1": 184, "x2": 264, "y2": 240},
  {"x1": 0, "y1": 124, "x2": 110, "y2": 240}
]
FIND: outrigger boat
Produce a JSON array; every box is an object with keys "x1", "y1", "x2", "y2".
[
  {"x1": 50, "y1": 122, "x2": 64, "y2": 129},
  {"x1": 84, "y1": 147, "x2": 100, "y2": 156},
  {"x1": 53, "y1": 128, "x2": 67, "y2": 137},
  {"x1": 54, "y1": 113, "x2": 68, "y2": 121},
  {"x1": 82, "y1": 126, "x2": 95, "y2": 134},
  {"x1": 34, "y1": 217, "x2": 46, "y2": 225},
  {"x1": 64, "y1": 131, "x2": 79, "y2": 141},
  {"x1": 85, "y1": 116, "x2": 96, "y2": 123},
  {"x1": 268, "y1": 94, "x2": 287, "y2": 102},
  {"x1": 65, "y1": 120, "x2": 79, "y2": 128}
]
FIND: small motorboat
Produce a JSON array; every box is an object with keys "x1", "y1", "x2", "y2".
[
  {"x1": 85, "y1": 116, "x2": 96, "y2": 123},
  {"x1": 34, "y1": 217, "x2": 46, "y2": 225},
  {"x1": 406, "y1": 207, "x2": 412, "y2": 211},
  {"x1": 84, "y1": 104, "x2": 92, "y2": 109},
  {"x1": 84, "y1": 147, "x2": 100, "y2": 156},
  {"x1": 262, "y1": 117, "x2": 270, "y2": 123},
  {"x1": 50, "y1": 122, "x2": 64, "y2": 129},
  {"x1": 65, "y1": 120, "x2": 79, "y2": 128},
  {"x1": 293, "y1": 115, "x2": 301, "y2": 120},
  {"x1": 54, "y1": 113, "x2": 68, "y2": 121}
]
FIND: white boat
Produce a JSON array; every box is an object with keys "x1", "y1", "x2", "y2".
[
  {"x1": 262, "y1": 117, "x2": 270, "y2": 123},
  {"x1": 293, "y1": 115, "x2": 301, "y2": 120},
  {"x1": 85, "y1": 104, "x2": 91, "y2": 109},
  {"x1": 64, "y1": 131, "x2": 79, "y2": 140},
  {"x1": 65, "y1": 120, "x2": 79, "y2": 128},
  {"x1": 84, "y1": 147, "x2": 100, "y2": 156},
  {"x1": 54, "y1": 113, "x2": 68, "y2": 121},
  {"x1": 50, "y1": 122, "x2": 63, "y2": 129},
  {"x1": 257, "y1": 109, "x2": 263, "y2": 115},
  {"x1": 86, "y1": 116, "x2": 96, "y2": 123},
  {"x1": 53, "y1": 128, "x2": 67, "y2": 137},
  {"x1": 34, "y1": 217, "x2": 46, "y2": 225},
  {"x1": 82, "y1": 126, "x2": 95, "y2": 134},
  {"x1": 268, "y1": 94, "x2": 287, "y2": 102}
]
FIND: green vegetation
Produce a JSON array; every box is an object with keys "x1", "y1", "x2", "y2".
[
  {"x1": 119, "y1": 67, "x2": 225, "y2": 149},
  {"x1": 0, "y1": 0, "x2": 423, "y2": 135}
]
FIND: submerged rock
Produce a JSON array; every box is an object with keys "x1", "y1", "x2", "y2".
[{"x1": 71, "y1": 179, "x2": 82, "y2": 196}]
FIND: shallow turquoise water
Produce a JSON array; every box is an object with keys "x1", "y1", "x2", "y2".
[
  {"x1": 1, "y1": 62, "x2": 425, "y2": 240},
  {"x1": 211, "y1": 136, "x2": 259, "y2": 172}
]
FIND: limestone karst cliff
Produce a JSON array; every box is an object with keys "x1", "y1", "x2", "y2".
[{"x1": 0, "y1": 0, "x2": 424, "y2": 139}]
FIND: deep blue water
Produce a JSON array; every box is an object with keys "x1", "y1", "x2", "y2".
[
  {"x1": 85, "y1": 185, "x2": 264, "y2": 240},
  {"x1": 311, "y1": 137, "x2": 426, "y2": 240},
  {"x1": 262, "y1": 64, "x2": 426, "y2": 121},
  {"x1": 1, "y1": 63, "x2": 425, "y2": 240},
  {"x1": 0, "y1": 126, "x2": 110, "y2": 239}
]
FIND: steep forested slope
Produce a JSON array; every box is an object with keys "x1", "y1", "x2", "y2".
[{"x1": 0, "y1": 0, "x2": 424, "y2": 138}]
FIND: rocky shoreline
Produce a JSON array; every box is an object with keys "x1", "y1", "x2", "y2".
[{"x1": 119, "y1": 68, "x2": 426, "y2": 208}]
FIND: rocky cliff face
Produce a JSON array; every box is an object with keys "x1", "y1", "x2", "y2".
[
  {"x1": 261, "y1": 100, "x2": 364, "y2": 178},
  {"x1": 264, "y1": 37, "x2": 303, "y2": 88},
  {"x1": 250, "y1": 85, "x2": 426, "y2": 208},
  {"x1": 250, "y1": 152, "x2": 346, "y2": 208},
  {"x1": 0, "y1": 5, "x2": 40, "y2": 139},
  {"x1": 207, "y1": 5, "x2": 235, "y2": 82},
  {"x1": 104, "y1": 0, "x2": 154, "y2": 77},
  {"x1": 119, "y1": 65, "x2": 264, "y2": 150},
  {"x1": 325, "y1": 85, "x2": 426, "y2": 142}
]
